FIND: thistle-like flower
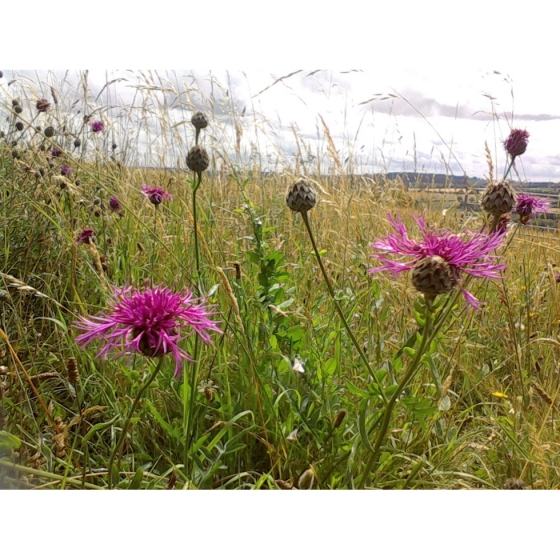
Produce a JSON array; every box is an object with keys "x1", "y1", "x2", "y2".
[
  {"x1": 286, "y1": 178, "x2": 317, "y2": 213},
  {"x1": 51, "y1": 147, "x2": 62, "y2": 158},
  {"x1": 109, "y1": 196, "x2": 122, "y2": 213},
  {"x1": 369, "y1": 214, "x2": 506, "y2": 308},
  {"x1": 186, "y1": 145, "x2": 210, "y2": 173},
  {"x1": 504, "y1": 129, "x2": 530, "y2": 158},
  {"x1": 60, "y1": 165, "x2": 72, "y2": 176},
  {"x1": 74, "y1": 285, "x2": 222, "y2": 377},
  {"x1": 514, "y1": 194, "x2": 550, "y2": 225},
  {"x1": 36, "y1": 99, "x2": 51, "y2": 113},
  {"x1": 481, "y1": 180, "x2": 516, "y2": 217},
  {"x1": 91, "y1": 121, "x2": 104, "y2": 133},
  {"x1": 76, "y1": 228, "x2": 95, "y2": 244},
  {"x1": 142, "y1": 184, "x2": 172, "y2": 206}
]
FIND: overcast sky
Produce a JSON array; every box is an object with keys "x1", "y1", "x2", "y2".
[
  {"x1": 2, "y1": 68, "x2": 557, "y2": 182},
  {"x1": 3, "y1": 1, "x2": 560, "y2": 183}
]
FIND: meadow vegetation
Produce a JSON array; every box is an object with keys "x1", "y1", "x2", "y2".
[{"x1": 1, "y1": 70, "x2": 559, "y2": 489}]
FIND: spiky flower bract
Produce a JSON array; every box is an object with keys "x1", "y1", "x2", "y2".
[
  {"x1": 514, "y1": 194, "x2": 551, "y2": 224},
  {"x1": 90, "y1": 121, "x2": 104, "y2": 133},
  {"x1": 369, "y1": 214, "x2": 506, "y2": 308},
  {"x1": 74, "y1": 285, "x2": 222, "y2": 377},
  {"x1": 142, "y1": 184, "x2": 172, "y2": 206},
  {"x1": 504, "y1": 129, "x2": 530, "y2": 158}
]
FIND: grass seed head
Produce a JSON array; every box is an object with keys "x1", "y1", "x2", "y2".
[
  {"x1": 66, "y1": 357, "x2": 79, "y2": 385},
  {"x1": 286, "y1": 178, "x2": 317, "y2": 213}
]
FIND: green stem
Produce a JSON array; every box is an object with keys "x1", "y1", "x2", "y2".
[
  {"x1": 301, "y1": 211, "x2": 387, "y2": 404},
  {"x1": 107, "y1": 355, "x2": 165, "y2": 489},
  {"x1": 358, "y1": 303, "x2": 433, "y2": 489},
  {"x1": 192, "y1": 172, "x2": 202, "y2": 292},
  {"x1": 503, "y1": 155, "x2": 515, "y2": 181}
]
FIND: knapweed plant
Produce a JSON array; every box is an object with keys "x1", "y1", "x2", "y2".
[{"x1": 75, "y1": 284, "x2": 221, "y2": 488}]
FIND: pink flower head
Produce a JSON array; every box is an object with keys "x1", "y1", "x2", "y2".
[
  {"x1": 514, "y1": 194, "x2": 550, "y2": 224},
  {"x1": 51, "y1": 147, "x2": 62, "y2": 158},
  {"x1": 369, "y1": 214, "x2": 506, "y2": 309},
  {"x1": 91, "y1": 121, "x2": 104, "y2": 133},
  {"x1": 60, "y1": 165, "x2": 72, "y2": 176},
  {"x1": 109, "y1": 196, "x2": 122, "y2": 213},
  {"x1": 36, "y1": 99, "x2": 50, "y2": 113},
  {"x1": 142, "y1": 184, "x2": 172, "y2": 206},
  {"x1": 74, "y1": 285, "x2": 222, "y2": 377},
  {"x1": 504, "y1": 129, "x2": 529, "y2": 158},
  {"x1": 76, "y1": 228, "x2": 95, "y2": 244}
]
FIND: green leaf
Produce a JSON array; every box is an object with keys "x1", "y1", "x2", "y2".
[
  {"x1": 358, "y1": 398, "x2": 375, "y2": 454},
  {"x1": 128, "y1": 468, "x2": 144, "y2": 489},
  {"x1": 0, "y1": 430, "x2": 21, "y2": 453},
  {"x1": 345, "y1": 380, "x2": 372, "y2": 399}
]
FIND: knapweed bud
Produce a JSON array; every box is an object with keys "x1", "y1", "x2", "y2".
[
  {"x1": 504, "y1": 129, "x2": 529, "y2": 158},
  {"x1": 186, "y1": 145, "x2": 210, "y2": 173},
  {"x1": 286, "y1": 178, "x2": 317, "y2": 213},
  {"x1": 11, "y1": 99, "x2": 19, "y2": 107},
  {"x1": 191, "y1": 112, "x2": 208, "y2": 131},
  {"x1": 15, "y1": 122, "x2": 24, "y2": 131},
  {"x1": 411, "y1": 255, "x2": 456, "y2": 297},
  {"x1": 44, "y1": 126, "x2": 55, "y2": 138},
  {"x1": 14, "y1": 105, "x2": 22, "y2": 114},
  {"x1": 504, "y1": 478, "x2": 525, "y2": 490},
  {"x1": 36, "y1": 99, "x2": 51, "y2": 113},
  {"x1": 481, "y1": 180, "x2": 516, "y2": 217},
  {"x1": 74, "y1": 139, "x2": 81, "y2": 148}
]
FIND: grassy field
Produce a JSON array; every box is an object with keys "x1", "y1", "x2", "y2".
[{"x1": 1, "y1": 71, "x2": 560, "y2": 490}]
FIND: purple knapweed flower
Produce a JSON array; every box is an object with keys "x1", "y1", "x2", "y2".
[
  {"x1": 51, "y1": 147, "x2": 62, "y2": 158},
  {"x1": 60, "y1": 165, "x2": 72, "y2": 176},
  {"x1": 74, "y1": 285, "x2": 222, "y2": 377},
  {"x1": 76, "y1": 228, "x2": 95, "y2": 244},
  {"x1": 504, "y1": 129, "x2": 530, "y2": 158},
  {"x1": 514, "y1": 194, "x2": 551, "y2": 225},
  {"x1": 90, "y1": 121, "x2": 104, "y2": 133},
  {"x1": 142, "y1": 184, "x2": 172, "y2": 206},
  {"x1": 36, "y1": 99, "x2": 51, "y2": 113},
  {"x1": 369, "y1": 214, "x2": 506, "y2": 309},
  {"x1": 109, "y1": 196, "x2": 122, "y2": 213}
]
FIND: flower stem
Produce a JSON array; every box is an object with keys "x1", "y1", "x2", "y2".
[
  {"x1": 301, "y1": 211, "x2": 386, "y2": 403},
  {"x1": 107, "y1": 355, "x2": 165, "y2": 489},
  {"x1": 358, "y1": 303, "x2": 433, "y2": 489},
  {"x1": 192, "y1": 172, "x2": 202, "y2": 292},
  {"x1": 503, "y1": 155, "x2": 515, "y2": 181}
]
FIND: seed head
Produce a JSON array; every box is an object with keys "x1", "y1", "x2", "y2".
[
  {"x1": 504, "y1": 129, "x2": 529, "y2": 158},
  {"x1": 14, "y1": 105, "x2": 22, "y2": 114},
  {"x1": 186, "y1": 146, "x2": 210, "y2": 173},
  {"x1": 286, "y1": 178, "x2": 317, "y2": 213},
  {"x1": 191, "y1": 112, "x2": 208, "y2": 131},
  {"x1": 481, "y1": 181, "x2": 516, "y2": 217},
  {"x1": 74, "y1": 139, "x2": 81, "y2": 148},
  {"x1": 36, "y1": 99, "x2": 51, "y2": 113},
  {"x1": 15, "y1": 122, "x2": 24, "y2": 131},
  {"x1": 66, "y1": 357, "x2": 79, "y2": 385},
  {"x1": 11, "y1": 149, "x2": 20, "y2": 159},
  {"x1": 44, "y1": 126, "x2": 55, "y2": 138},
  {"x1": 12, "y1": 99, "x2": 19, "y2": 107}
]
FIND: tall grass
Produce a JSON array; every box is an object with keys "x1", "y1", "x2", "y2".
[{"x1": 1, "y1": 70, "x2": 559, "y2": 489}]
